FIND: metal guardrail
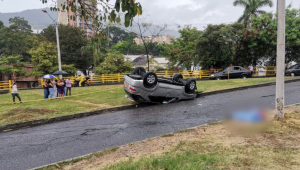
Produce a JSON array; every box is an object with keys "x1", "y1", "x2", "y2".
[
  {"x1": 0, "y1": 80, "x2": 11, "y2": 92},
  {"x1": 0, "y1": 66, "x2": 276, "y2": 93},
  {"x1": 36, "y1": 67, "x2": 278, "y2": 85}
]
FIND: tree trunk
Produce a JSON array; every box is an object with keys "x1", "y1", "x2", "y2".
[{"x1": 147, "y1": 53, "x2": 150, "y2": 71}]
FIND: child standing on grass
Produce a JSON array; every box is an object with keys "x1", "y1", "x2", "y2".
[{"x1": 11, "y1": 81, "x2": 22, "y2": 104}]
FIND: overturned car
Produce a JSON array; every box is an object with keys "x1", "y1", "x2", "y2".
[{"x1": 124, "y1": 67, "x2": 198, "y2": 103}]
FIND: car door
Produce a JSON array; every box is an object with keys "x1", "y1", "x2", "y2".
[
  {"x1": 220, "y1": 67, "x2": 232, "y2": 79},
  {"x1": 231, "y1": 67, "x2": 241, "y2": 78},
  {"x1": 295, "y1": 65, "x2": 300, "y2": 76}
]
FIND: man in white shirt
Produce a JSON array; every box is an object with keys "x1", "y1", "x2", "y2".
[
  {"x1": 11, "y1": 81, "x2": 22, "y2": 104},
  {"x1": 248, "y1": 64, "x2": 254, "y2": 74}
]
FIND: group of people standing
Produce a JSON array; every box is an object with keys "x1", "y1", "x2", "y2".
[{"x1": 42, "y1": 77, "x2": 72, "y2": 100}]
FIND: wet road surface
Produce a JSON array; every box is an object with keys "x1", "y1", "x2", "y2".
[{"x1": 1, "y1": 82, "x2": 300, "y2": 170}]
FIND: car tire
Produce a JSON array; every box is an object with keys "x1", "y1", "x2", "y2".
[
  {"x1": 185, "y1": 79, "x2": 196, "y2": 93},
  {"x1": 242, "y1": 75, "x2": 247, "y2": 79},
  {"x1": 143, "y1": 72, "x2": 158, "y2": 88},
  {"x1": 132, "y1": 67, "x2": 146, "y2": 76},
  {"x1": 173, "y1": 74, "x2": 183, "y2": 82},
  {"x1": 291, "y1": 73, "x2": 295, "y2": 77},
  {"x1": 216, "y1": 77, "x2": 221, "y2": 80}
]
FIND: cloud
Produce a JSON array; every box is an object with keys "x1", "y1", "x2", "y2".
[
  {"x1": 1, "y1": 0, "x2": 300, "y2": 30},
  {"x1": 130, "y1": 0, "x2": 300, "y2": 30}
]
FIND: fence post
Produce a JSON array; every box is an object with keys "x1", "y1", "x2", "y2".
[
  {"x1": 165, "y1": 71, "x2": 168, "y2": 78},
  {"x1": 8, "y1": 80, "x2": 12, "y2": 93},
  {"x1": 102, "y1": 74, "x2": 105, "y2": 83},
  {"x1": 228, "y1": 69, "x2": 230, "y2": 80},
  {"x1": 199, "y1": 70, "x2": 202, "y2": 79},
  {"x1": 40, "y1": 78, "x2": 43, "y2": 87},
  {"x1": 182, "y1": 70, "x2": 185, "y2": 79},
  {"x1": 118, "y1": 73, "x2": 121, "y2": 82},
  {"x1": 71, "y1": 76, "x2": 74, "y2": 84},
  {"x1": 265, "y1": 66, "x2": 267, "y2": 77}
]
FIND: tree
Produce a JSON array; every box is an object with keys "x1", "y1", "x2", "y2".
[
  {"x1": 164, "y1": 26, "x2": 202, "y2": 70},
  {"x1": 111, "y1": 40, "x2": 145, "y2": 55},
  {"x1": 108, "y1": 26, "x2": 137, "y2": 46},
  {"x1": 0, "y1": 25, "x2": 28, "y2": 55},
  {"x1": 94, "y1": 53, "x2": 133, "y2": 74},
  {"x1": 9, "y1": 16, "x2": 32, "y2": 33},
  {"x1": 82, "y1": 33, "x2": 110, "y2": 67},
  {"x1": 245, "y1": 6, "x2": 300, "y2": 65},
  {"x1": 0, "y1": 24, "x2": 42, "y2": 61},
  {"x1": 28, "y1": 42, "x2": 76, "y2": 77},
  {"x1": 196, "y1": 23, "x2": 247, "y2": 69},
  {"x1": 122, "y1": 18, "x2": 167, "y2": 71},
  {"x1": 41, "y1": 24, "x2": 92, "y2": 70},
  {"x1": 43, "y1": 0, "x2": 143, "y2": 31},
  {"x1": 0, "y1": 55, "x2": 26, "y2": 80},
  {"x1": 0, "y1": 20, "x2": 3, "y2": 28},
  {"x1": 233, "y1": 0, "x2": 273, "y2": 25}
]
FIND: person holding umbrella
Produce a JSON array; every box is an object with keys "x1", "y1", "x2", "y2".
[{"x1": 41, "y1": 74, "x2": 56, "y2": 99}]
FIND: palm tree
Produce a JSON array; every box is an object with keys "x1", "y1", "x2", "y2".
[{"x1": 233, "y1": 0, "x2": 273, "y2": 24}]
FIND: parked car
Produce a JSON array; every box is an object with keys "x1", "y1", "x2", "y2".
[
  {"x1": 285, "y1": 64, "x2": 300, "y2": 76},
  {"x1": 210, "y1": 66, "x2": 252, "y2": 80},
  {"x1": 124, "y1": 67, "x2": 197, "y2": 103}
]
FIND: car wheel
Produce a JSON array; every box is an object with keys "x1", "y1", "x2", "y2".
[
  {"x1": 173, "y1": 74, "x2": 183, "y2": 82},
  {"x1": 143, "y1": 72, "x2": 158, "y2": 88},
  {"x1": 185, "y1": 79, "x2": 196, "y2": 93},
  {"x1": 291, "y1": 73, "x2": 295, "y2": 77},
  {"x1": 242, "y1": 75, "x2": 247, "y2": 79},
  {"x1": 132, "y1": 67, "x2": 146, "y2": 76},
  {"x1": 216, "y1": 77, "x2": 221, "y2": 80}
]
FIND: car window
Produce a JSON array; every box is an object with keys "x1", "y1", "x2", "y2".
[
  {"x1": 289, "y1": 65, "x2": 299, "y2": 69},
  {"x1": 222, "y1": 67, "x2": 234, "y2": 72},
  {"x1": 233, "y1": 67, "x2": 240, "y2": 71}
]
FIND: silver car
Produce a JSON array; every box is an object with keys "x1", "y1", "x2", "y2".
[{"x1": 124, "y1": 67, "x2": 197, "y2": 103}]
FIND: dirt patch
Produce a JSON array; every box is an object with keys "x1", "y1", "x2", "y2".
[
  {"x1": 3, "y1": 108, "x2": 54, "y2": 116},
  {"x1": 9, "y1": 113, "x2": 35, "y2": 121},
  {"x1": 70, "y1": 100, "x2": 112, "y2": 108},
  {"x1": 46, "y1": 106, "x2": 300, "y2": 170},
  {"x1": 0, "y1": 108, "x2": 56, "y2": 122}
]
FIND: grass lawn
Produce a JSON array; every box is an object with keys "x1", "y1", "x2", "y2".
[
  {"x1": 197, "y1": 77, "x2": 295, "y2": 92},
  {"x1": 0, "y1": 77, "x2": 297, "y2": 125},
  {"x1": 40, "y1": 105, "x2": 300, "y2": 170}
]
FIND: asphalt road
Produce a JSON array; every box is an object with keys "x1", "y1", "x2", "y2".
[{"x1": 1, "y1": 82, "x2": 300, "y2": 170}]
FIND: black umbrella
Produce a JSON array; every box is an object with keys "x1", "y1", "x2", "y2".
[{"x1": 52, "y1": 70, "x2": 69, "y2": 75}]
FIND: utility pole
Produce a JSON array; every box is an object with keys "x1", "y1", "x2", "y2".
[
  {"x1": 55, "y1": 20, "x2": 62, "y2": 79},
  {"x1": 275, "y1": 0, "x2": 286, "y2": 118},
  {"x1": 42, "y1": 9, "x2": 64, "y2": 79}
]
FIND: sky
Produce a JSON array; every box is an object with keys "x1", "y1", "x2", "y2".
[{"x1": 1, "y1": 0, "x2": 300, "y2": 30}]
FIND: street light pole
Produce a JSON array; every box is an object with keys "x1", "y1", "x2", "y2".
[
  {"x1": 42, "y1": 9, "x2": 64, "y2": 79},
  {"x1": 55, "y1": 20, "x2": 62, "y2": 79},
  {"x1": 275, "y1": 0, "x2": 286, "y2": 118}
]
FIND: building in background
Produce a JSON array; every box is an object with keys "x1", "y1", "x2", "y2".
[
  {"x1": 57, "y1": 0, "x2": 97, "y2": 38},
  {"x1": 134, "y1": 35, "x2": 173, "y2": 45}
]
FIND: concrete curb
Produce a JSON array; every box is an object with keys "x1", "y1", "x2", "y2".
[
  {"x1": 0, "y1": 104, "x2": 138, "y2": 132},
  {"x1": 1, "y1": 78, "x2": 300, "y2": 133}
]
